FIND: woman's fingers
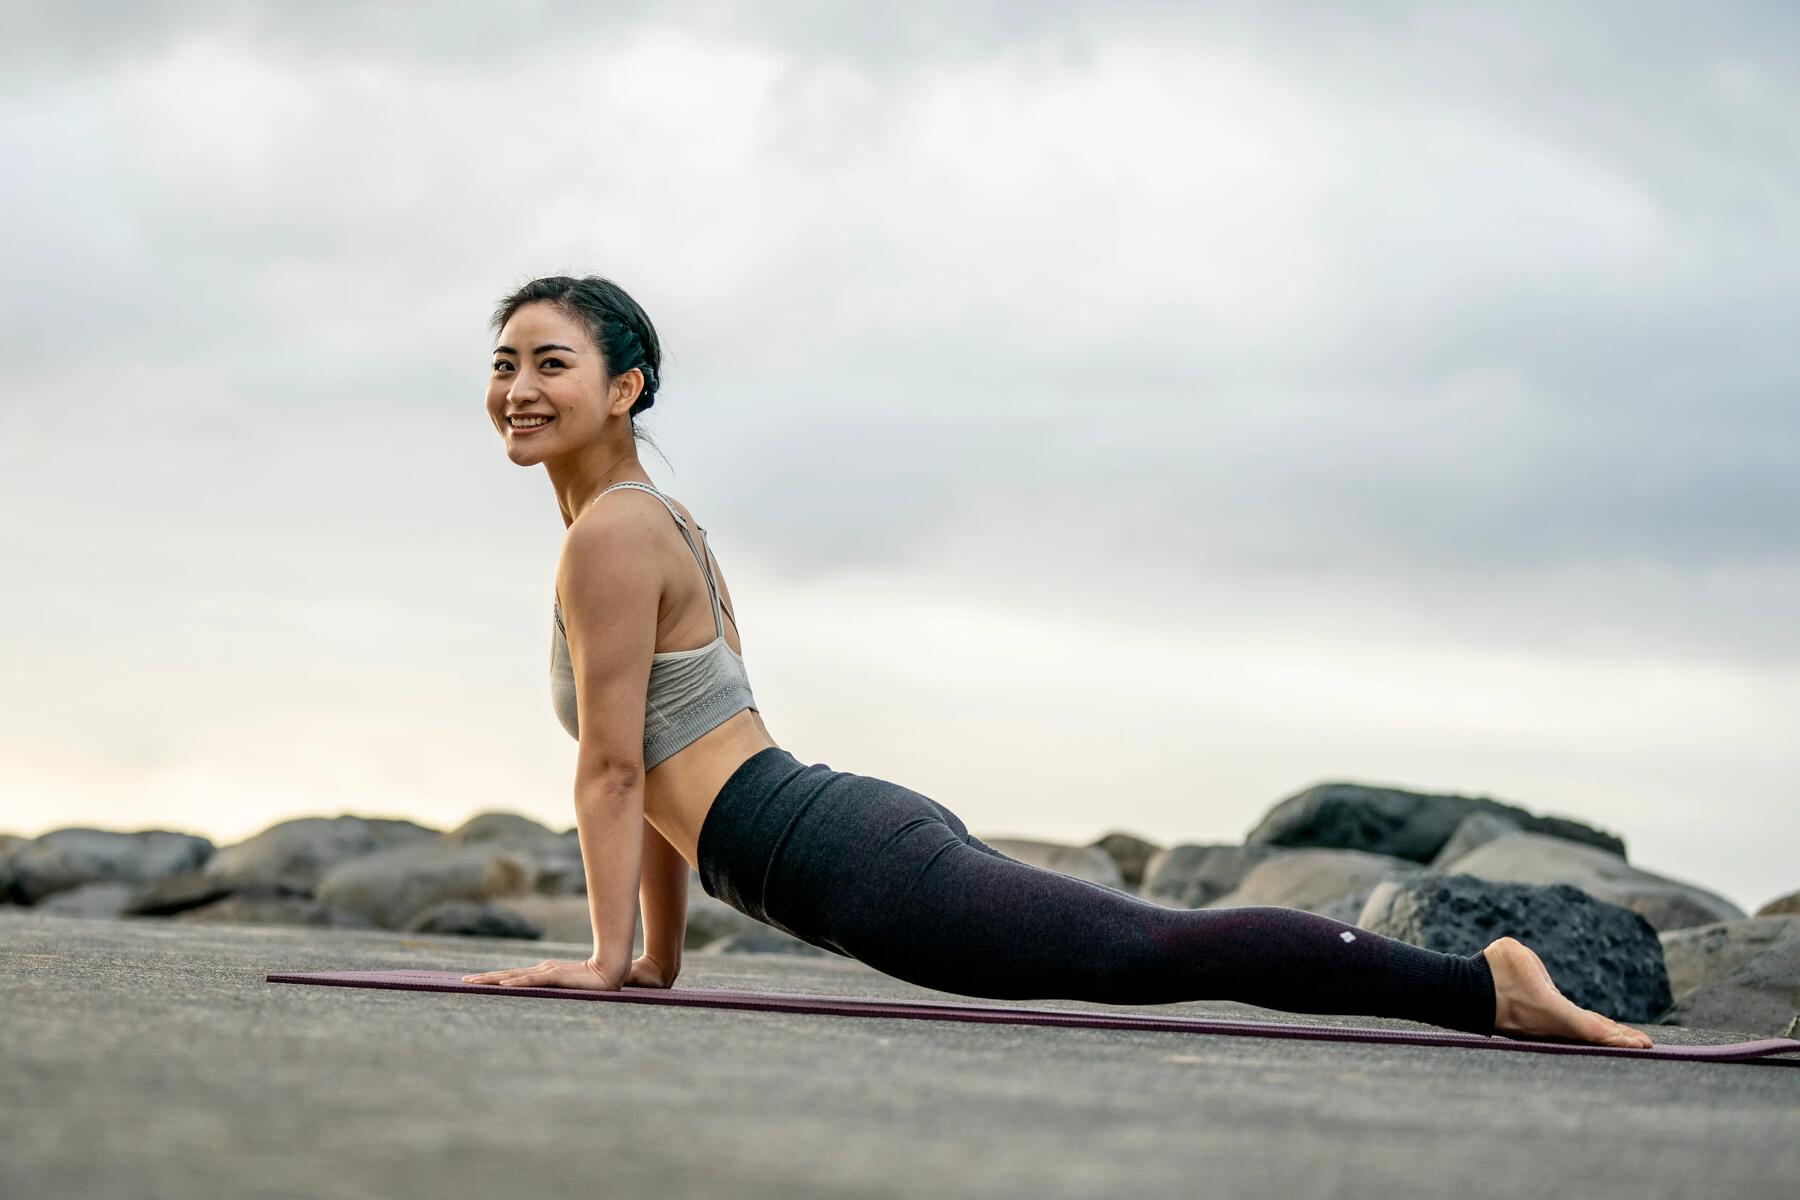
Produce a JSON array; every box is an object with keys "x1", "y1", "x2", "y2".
[{"x1": 462, "y1": 965, "x2": 543, "y2": 984}]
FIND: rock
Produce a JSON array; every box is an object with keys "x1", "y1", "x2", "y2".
[
  {"x1": 173, "y1": 891, "x2": 377, "y2": 929},
  {"x1": 1658, "y1": 915, "x2": 1800, "y2": 1002},
  {"x1": 37, "y1": 881, "x2": 138, "y2": 918},
  {"x1": 444, "y1": 812, "x2": 561, "y2": 845},
  {"x1": 1314, "y1": 892, "x2": 1370, "y2": 925},
  {"x1": 203, "y1": 816, "x2": 440, "y2": 894},
  {"x1": 315, "y1": 842, "x2": 536, "y2": 929},
  {"x1": 1247, "y1": 782, "x2": 1626, "y2": 864},
  {"x1": 1204, "y1": 849, "x2": 1422, "y2": 919},
  {"x1": 1357, "y1": 873, "x2": 1671, "y2": 1023},
  {"x1": 1754, "y1": 888, "x2": 1800, "y2": 918},
  {"x1": 1441, "y1": 833, "x2": 1744, "y2": 933},
  {"x1": 1088, "y1": 831, "x2": 1162, "y2": 889},
  {"x1": 701, "y1": 928, "x2": 832, "y2": 957},
  {"x1": 403, "y1": 901, "x2": 543, "y2": 939},
  {"x1": 0, "y1": 835, "x2": 21, "y2": 903},
  {"x1": 1141, "y1": 844, "x2": 1287, "y2": 909},
  {"x1": 524, "y1": 831, "x2": 587, "y2": 895},
  {"x1": 1655, "y1": 928, "x2": 1800, "y2": 1037},
  {"x1": 481, "y1": 894, "x2": 593, "y2": 944},
  {"x1": 685, "y1": 887, "x2": 769, "y2": 947},
  {"x1": 123, "y1": 870, "x2": 243, "y2": 916},
  {"x1": 1429, "y1": 813, "x2": 1523, "y2": 869},
  {"x1": 979, "y1": 838, "x2": 1125, "y2": 889},
  {"x1": 8, "y1": 829, "x2": 215, "y2": 904}
]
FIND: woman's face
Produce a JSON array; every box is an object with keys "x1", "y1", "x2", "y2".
[{"x1": 487, "y1": 301, "x2": 612, "y2": 463}]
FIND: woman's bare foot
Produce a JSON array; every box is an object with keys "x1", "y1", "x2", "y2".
[{"x1": 1482, "y1": 936, "x2": 1654, "y2": 1048}]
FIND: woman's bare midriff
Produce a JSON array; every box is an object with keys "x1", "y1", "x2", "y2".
[
  {"x1": 628, "y1": 490, "x2": 778, "y2": 871},
  {"x1": 644, "y1": 706, "x2": 777, "y2": 871}
]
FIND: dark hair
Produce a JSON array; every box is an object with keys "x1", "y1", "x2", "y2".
[{"x1": 489, "y1": 274, "x2": 667, "y2": 460}]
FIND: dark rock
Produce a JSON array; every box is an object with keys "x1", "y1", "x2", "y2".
[
  {"x1": 403, "y1": 901, "x2": 543, "y2": 939},
  {"x1": 1141, "y1": 844, "x2": 1287, "y2": 909},
  {"x1": 1357, "y1": 873, "x2": 1672, "y2": 1023},
  {"x1": 1247, "y1": 782, "x2": 1626, "y2": 864},
  {"x1": 203, "y1": 816, "x2": 440, "y2": 894},
  {"x1": 9, "y1": 829, "x2": 215, "y2": 904},
  {"x1": 0, "y1": 834, "x2": 22, "y2": 903},
  {"x1": 1441, "y1": 833, "x2": 1743, "y2": 933},
  {"x1": 1088, "y1": 831, "x2": 1162, "y2": 889},
  {"x1": 1205, "y1": 848, "x2": 1422, "y2": 919}
]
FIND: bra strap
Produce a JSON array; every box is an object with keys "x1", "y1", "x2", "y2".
[{"x1": 597, "y1": 482, "x2": 725, "y2": 639}]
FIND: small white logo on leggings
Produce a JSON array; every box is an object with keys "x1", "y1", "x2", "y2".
[{"x1": 1339, "y1": 930, "x2": 1356, "y2": 942}]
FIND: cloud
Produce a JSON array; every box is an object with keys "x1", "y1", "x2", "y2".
[{"x1": 1, "y1": 2, "x2": 1794, "y2": 909}]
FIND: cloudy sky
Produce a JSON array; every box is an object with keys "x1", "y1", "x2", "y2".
[{"x1": 3, "y1": 1, "x2": 1795, "y2": 914}]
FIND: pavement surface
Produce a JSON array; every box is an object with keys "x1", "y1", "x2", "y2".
[{"x1": 4, "y1": 909, "x2": 1796, "y2": 1200}]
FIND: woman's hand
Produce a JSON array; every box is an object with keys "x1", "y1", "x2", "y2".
[
  {"x1": 461, "y1": 955, "x2": 629, "y2": 991},
  {"x1": 625, "y1": 952, "x2": 678, "y2": 989}
]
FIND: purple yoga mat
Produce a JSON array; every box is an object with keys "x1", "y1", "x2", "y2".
[{"x1": 266, "y1": 969, "x2": 1800, "y2": 1064}]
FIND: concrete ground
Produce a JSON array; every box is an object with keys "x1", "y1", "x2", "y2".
[{"x1": 3, "y1": 909, "x2": 1796, "y2": 1200}]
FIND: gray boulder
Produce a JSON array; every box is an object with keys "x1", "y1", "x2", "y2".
[
  {"x1": 1655, "y1": 926, "x2": 1800, "y2": 1037},
  {"x1": 1441, "y1": 833, "x2": 1744, "y2": 933},
  {"x1": 482, "y1": 894, "x2": 599, "y2": 945},
  {"x1": 1429, "y1": 813, "x2": 1523, "y2": 869},
  {"x1": 123, "y1": 870, "x2": 243, "y2": 916},
  {"x1": 1357, "y1": 873, "x2": 1671, "y2": 1023},
  {"x1": 0, "y1": 834, "x2": 21, "y2": 903},
  {"x1": 685, "y1": 885, "x2": 770, "y2": 947},
  {"x1": 404, "y1": 901, "x2": 543, "y2": 939},
  {"x1": 1089, "y1": 831, "x2": 1162, "y2": 890},
  {"x1": 1141, "y1": 844, "x2": 1287, "y2": 909},
  {"x1": 315, "y1": 841, "x2": 536, "y2": 929},
  {"x1": 174, "y1": 891, "x2": 377, "y2": 929},
  {"x1": 1658, "y1": 915, "x2": 1800, "y2": 1002},
  {"x1": 1755, "y1": 888, "x2": 1800, "y2": 918},
  {"x1": 702, "y1": 928, "x2": 832, "y2": 957},
  {"x1": 8, "y1": 828, "x2": 215, "y2": 904},
  {"x1": 981, "y1": 838, "x2": 1125, "y2": 889},
  {"x1": 1247, "y1": 782, "x2": 1625, "y2": 864},
  {"x1": 203, "y1": 816, "x2": 439, "y2": 894},
  {"x1": 37, "y1": 881, "x2": 138, "y2": 918},
  {"x1": 444, "y1": 811, "x2": 561, "y2": 845},
  {"x1": 1204, "y1": 849, "x2": 1422, "y2": 919}
]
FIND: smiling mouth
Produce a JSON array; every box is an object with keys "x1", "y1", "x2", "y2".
[{"x1": 508, "y1": 415, "x2": 555, "y2": 433}]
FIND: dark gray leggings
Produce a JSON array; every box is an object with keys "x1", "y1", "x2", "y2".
[{"x1": 696, "y1": 748, "x2": 1496, "y2": 1036}]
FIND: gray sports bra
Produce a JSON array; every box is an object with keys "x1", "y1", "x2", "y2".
[{"x1": 550, "y1": 481, "x2": 759, "y2": 769}]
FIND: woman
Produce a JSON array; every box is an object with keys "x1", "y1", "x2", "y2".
[{"x1": 462, "y1": 274, "x2": 1653, "y2": 1049}]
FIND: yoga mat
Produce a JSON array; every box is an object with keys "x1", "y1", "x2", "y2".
[{"x1": 266, "y1": 969, "x2": 1800, "y2": 1064}]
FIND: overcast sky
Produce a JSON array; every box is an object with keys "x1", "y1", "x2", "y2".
[{"x1": 3, "y1": 1, "x2": 1795, "y2": 914}]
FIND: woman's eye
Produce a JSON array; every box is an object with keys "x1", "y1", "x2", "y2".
[
  {"x1": 541, "y1": 358, "x2": 565, "y2": 369},
  {"x1": 493, "y1": 361, "x2": 512, "y2": 373}
]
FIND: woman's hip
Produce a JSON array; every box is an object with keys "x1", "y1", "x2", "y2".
[{"x1": 695, "y1": 748, "x2": 976, "y2": 939}]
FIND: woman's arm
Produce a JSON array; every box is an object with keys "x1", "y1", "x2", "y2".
[
  {"x1": 560, "y1": 508, "x2": 660, "y2": 980},
  {"x1": 573, "y1": 771, "x2": 644, "y2": 979},
  {"x1": 640, "y1": 818, "x2": 688, "y2": 974}
]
